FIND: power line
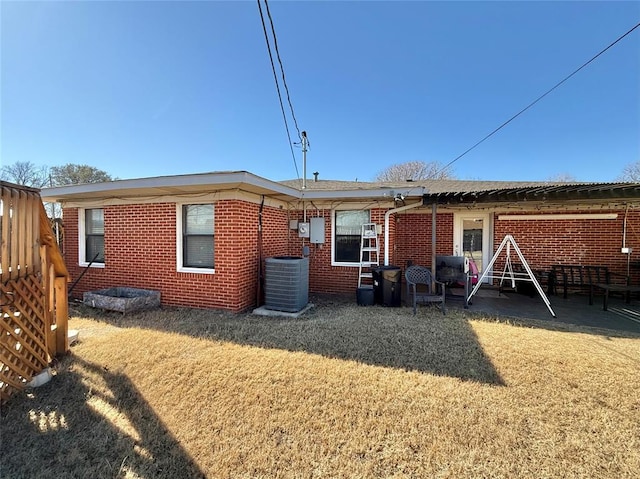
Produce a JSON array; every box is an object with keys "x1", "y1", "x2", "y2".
[
  {"x1": 257, "y1": 0, "x2": 300, "y2": 180},
  {"x1": 264, "y1": 0, "x2": 302, "y2": 142},
  {"x1": 433, "y1": 21, "x2": 640, "y2": 179}
]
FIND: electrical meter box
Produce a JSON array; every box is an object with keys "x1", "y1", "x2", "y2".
[
  {"x1": 310, "y1": 217, "x2": 325, "y2": 244},
  {"x1": 298, "y1": 222, "x2": 310, "y2": 238}
]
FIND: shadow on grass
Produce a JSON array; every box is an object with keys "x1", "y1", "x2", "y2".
[
  {"x1": 0, "y1": 356, "x2": 205, "y2": 479},
  {"x1": 70, "y1": 295, "x2": 505, "y2": 386}
]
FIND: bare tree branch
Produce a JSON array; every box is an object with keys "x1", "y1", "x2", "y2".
[
  {"x1": 617, "y1": 161, "x2": 640, "y2": 182},
  {"x1": 546, "y1": 173, "x2": 578, "y2": 182},
  {"x1": 374, "y1": 161, "x2": 455, "y2": 182},
  {"x1": 0, "y1": 161, "x2": 50, "y2": 187}
]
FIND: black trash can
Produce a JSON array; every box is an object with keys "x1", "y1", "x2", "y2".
[
  {"x1": 372, "y1": 266, "x2": 402, "y2": 307},
  {"x1": 356, "y1": 286, "x2": 374, "y2": 306}
]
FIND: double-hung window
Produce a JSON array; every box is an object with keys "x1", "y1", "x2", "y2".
[
  {"x1": 84, "y1": 208, "x2": 104, "y2": 264},
  {"x1": 333, "y1": 210, "x2": 370, "y2": 264},
  {"x1": 180, "y1": 204, "x2": 214, "y2": 271}
]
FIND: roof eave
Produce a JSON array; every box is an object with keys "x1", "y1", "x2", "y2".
[
  {"x1": 40, "y1": 171, "x2": 302, "y2": 202},
  {"x1": 40, "y1": 172, "x2": 429, "y2": 203}
]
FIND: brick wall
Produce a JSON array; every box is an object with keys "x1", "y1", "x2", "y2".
[
  {"x1": 284, "y1": 208, "x2": 391, "y2": 294},
  {"x1": 64, "y1": 200, "x2": 289, "y2": 313},
  {"x1": 494, "y1": 209, "x2": 640, "y2": 283},
  {"x1": 391, "y1": 208, "x2": 640, "y2": 285},
  {"x1": 62, "y1": 201, "x2": 640, "y2": 311},
  {"x1": 64, "y1": 202, "x2": 394, "y2": 308},
  {"x1": 394, "y1": 211, "x2": 454, "y2": 268}
]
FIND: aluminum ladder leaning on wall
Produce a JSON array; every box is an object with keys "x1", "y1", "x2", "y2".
[{"x1": 357, "y1": 223, "x2": 380, "y2": 288}]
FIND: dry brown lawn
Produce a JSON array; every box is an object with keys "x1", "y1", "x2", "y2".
[{"x1": 2, "y1": 297, "x2": 640, "y2": 479}]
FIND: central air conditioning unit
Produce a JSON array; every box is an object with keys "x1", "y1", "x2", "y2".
[{"x1": 264, "y1": 256, "x2": 309, "y2": 312}]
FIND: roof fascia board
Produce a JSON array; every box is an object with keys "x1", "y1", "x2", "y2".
[
  {"x1": 59, "y1": 190, "x2": 289, "y2": 209},
  {"x1": 40, "y1": 171, "x2": 428, "y2": 203}
]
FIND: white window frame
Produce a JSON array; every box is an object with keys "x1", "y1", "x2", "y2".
[
  {"x1": 78, "y1": 207, "x2": 105, "y2": 268},
  {"x1": 331, "y1": 208, "x2": 371, "y2": 267},
  {"x1": 176, "y1": 202, "x2": 215, "y2": 274}
]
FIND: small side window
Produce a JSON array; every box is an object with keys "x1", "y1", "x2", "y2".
[
  {"x1": 182, "y1": 204, "x2": 214, "y2": 269},
  {"x1": 84, "y1": 208, "x2": 104, "y2": 264}
]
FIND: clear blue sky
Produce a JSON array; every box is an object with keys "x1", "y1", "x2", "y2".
[{"x1": 2, "y1": 1, "x2": 639, "y2": 183}]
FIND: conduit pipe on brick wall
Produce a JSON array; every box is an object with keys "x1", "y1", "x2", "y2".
[{"x1": 384, "y1": 201, "x2": 424, "y2": 266}]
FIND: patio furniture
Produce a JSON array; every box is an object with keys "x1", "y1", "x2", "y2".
[
  {"x1": 501, "y1": 263, "x2": 556, "y2": 297},
  {"x1": 551, "y1": 264, "x2": 628, "y2": 304},
  {"x1": 435, "y1": 255, "x2": 474, "y2": 308},
  {"x1": 596, "y1": 283, "x2": 640, "y2": 311},
  {"x1": 405, "y1": 265, "x2": 446, "y2": 315}
]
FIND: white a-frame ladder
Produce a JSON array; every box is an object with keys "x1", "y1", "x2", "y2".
[
  {"x1": 467, "y1": 234, "x2": 556, "y2": 318},
  {"x1": 358, "y1": 223, "x2": 380, "y2": 288}
]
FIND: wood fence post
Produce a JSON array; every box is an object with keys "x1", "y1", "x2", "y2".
[{"x1": 54, "y1": 276, "x2": 69, "y2": 354}]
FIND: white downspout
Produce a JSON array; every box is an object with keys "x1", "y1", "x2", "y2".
[{"x1": 384, "y1": 201, "x2": 423, "y2": 265}]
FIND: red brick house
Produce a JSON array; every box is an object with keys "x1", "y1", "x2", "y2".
[{"x1": 40, "y1": 171, "x2": 640, "y2": 312}]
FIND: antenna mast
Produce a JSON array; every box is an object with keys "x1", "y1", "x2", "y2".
[{"x1": 301, "y1": 131, "x2": 309, "y2": 189}]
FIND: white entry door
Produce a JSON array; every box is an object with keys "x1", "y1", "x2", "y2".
[{"x1": 453, "y1": 212, "x2": 491, "y2": 283}]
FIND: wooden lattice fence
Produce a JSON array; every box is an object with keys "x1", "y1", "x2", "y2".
[{"x1": 1, "y1": 181, "x2": 69, "y2": 403}]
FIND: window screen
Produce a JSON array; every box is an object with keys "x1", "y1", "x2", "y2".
[
  {"x1": 183, "y1": 204, "x2": 214, "y2": 268},
  {"x1": 85, "y1": 208, "x2": 104, "y2": 263},
  {"x1": 335, "y1": 210, "x2": 370, "y2": 263}
]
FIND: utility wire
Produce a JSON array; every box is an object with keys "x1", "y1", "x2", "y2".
[
  {"x1": 257, "y1": 0, "x2": 300, "y2": 179},
  {"x1": 264, "y1": 0, "x2": 302, "y2": 142},
  {"x1": 433, "y1": 21, "x2": 640, "y2": 179}
]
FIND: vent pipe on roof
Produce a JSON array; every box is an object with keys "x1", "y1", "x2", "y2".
[{"x1": 313, "y1": 171, "x2": 319, "y2": 182}]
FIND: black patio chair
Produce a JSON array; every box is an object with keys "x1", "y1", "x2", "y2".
[{"x1": 405, "y1": 265, "x2": 446, "y2": 315}]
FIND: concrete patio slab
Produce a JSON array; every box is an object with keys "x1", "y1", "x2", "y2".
[
  {"x1": 252, "y1": 303, "x2": 315, "y2": 318},
  {"x1": 447, "y1": 287, "x2": 640, "y2": 334}
]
